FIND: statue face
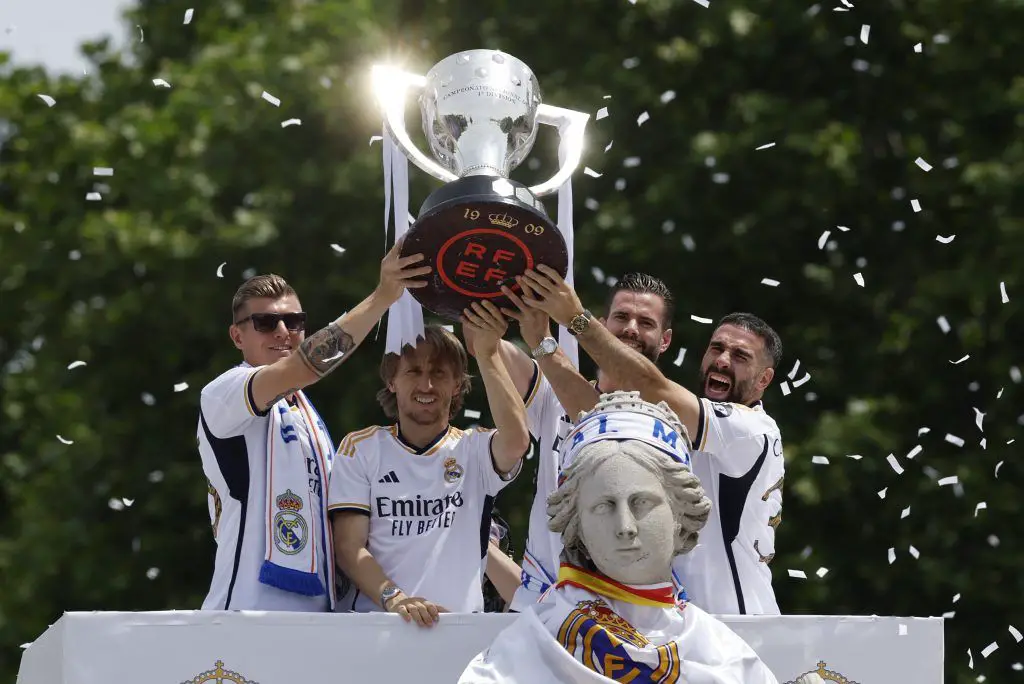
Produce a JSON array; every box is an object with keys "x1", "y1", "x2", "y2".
[{"x1": 577, "y1": 453, "x2": 676, "y2": 585}]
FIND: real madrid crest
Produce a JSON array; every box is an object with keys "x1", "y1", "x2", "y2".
[
  {"x1": 784, "y1": 661, "x2": 859, "y2": 684},
  {"x1": 272, "y1": 489, "x2": 308, "y2": 555},
  {"x1": 180, "y1": 660, "x2": 259, "y2": 684},
  {"x1": 443, "y1": 456, "x2": 465, "y2": 483}
]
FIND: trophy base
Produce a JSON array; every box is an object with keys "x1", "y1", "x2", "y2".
[{"x1": 399, "y1": 176, "x2": 568, "y2": 321}]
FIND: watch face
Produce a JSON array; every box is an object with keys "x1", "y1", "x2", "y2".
[{"x1": 542, "y1": 338, "x2": 558, "y2": 353}]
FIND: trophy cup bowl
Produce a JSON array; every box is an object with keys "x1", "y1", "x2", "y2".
[{"x1": 372, "y1": 50, "x2": 589, "y2": 321}]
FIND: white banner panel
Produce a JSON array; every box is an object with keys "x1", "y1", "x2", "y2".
[{"x1": 17, "y1": 611, "x2": 942, "y2": 683}]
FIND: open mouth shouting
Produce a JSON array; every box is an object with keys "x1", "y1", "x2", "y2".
[{"x1": 704, "y1": 371, "x2": 733, "y2": 401}]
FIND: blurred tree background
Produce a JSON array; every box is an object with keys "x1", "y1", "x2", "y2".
[{"x1": 1, "y1": 0, "x2": 1022, "y2": 681}]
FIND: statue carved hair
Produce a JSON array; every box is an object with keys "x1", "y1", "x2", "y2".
[{"x1": 547, "y1": 393, "x2": 712, "y2": 571}]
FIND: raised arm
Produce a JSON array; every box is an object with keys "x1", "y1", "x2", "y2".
[
  {"x1": 500, "y1": 284, "x2": 600, "y2": 419},
  {"x1": 518, "y1": 266, "x2": 700, "y2": 439},
  {"x1": 461, "y1": 301, "x2": 531, "y2": 475},
  {"x1": 249, "y1": 240, "x2": 430, "y2": 411}
]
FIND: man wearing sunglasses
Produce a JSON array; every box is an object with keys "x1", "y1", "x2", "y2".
[{"x1": 197, "y1": 240, "x2": 430, "y2": 612}]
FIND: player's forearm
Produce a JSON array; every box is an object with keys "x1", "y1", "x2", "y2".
[
  {"x1": 477, "y1": 350, "x2": 530, "y2": 471},
  {"x1": 336, "y1": 544, "x2": 397, "y2": 609},
  {"x1": 537, "y1": 348, "x2": 600, "y2": 420},
  {"x1": 485, "y1": 542, "x2": 522, "y2": 605},
  {"x1": 295, "y1": 287, "x2": 392, "y2": 380}
]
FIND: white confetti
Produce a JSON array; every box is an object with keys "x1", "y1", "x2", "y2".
[
  {"x1": 975, "y1": 502, "x2": 987, "y2": 517},
  {"x1": 183, "y1": 8, "x2": 194, "y2": 23},
  {"x1": 583, "y1": 167, "x2": 602, "y2": 178},
  {"x1": 216, "y1": 262, "x2": 226, "y2": 278},
  {"x1": 604, "y1": 141, "x2": 614, "y2": 152},
  {"x1": 660, "y1": 90, "x2": 676, "y2": 104},
  {"x1": 887, "y1": 454, "x2": 904, "y2": 474},
  {"x1": 899, "y1": 624, "x2": 908, "y2": 636},
  {"x1": 817, "y1": 230, "x2": 831, "y2": 249},
  {"x1": 760, "y1": 278, "x2": 780, "y2": 287},
  {"x1": 906, "y1": 444, "x2": 923, "y2": 459},
  {"x1": 914, "y1": 42, "x2": 923, "y2": 53},
  {"x1": 93, "y1": 167, "x2": 114, "y2": 176},
  {"x1": 847, "y1": 454, "x2": 863, "y2": 460},
  {"x1": 369, "y1": 135, "x2": 382, "y2": 145},
  {"x1": 943, "y1": 611, "x2": 956, "y2": 619},
  {"x1": 787, "y1": 569, "x2": 807, "y2": 579},
  {"x1": 673, "y1": 348, "x2": 687, "y2": 367},
  {"x1": 261, "y1": 91, "x2": 281, "y2": 106},
  {"x1": 692, "y1": 0, "x2": 710, "y2": 7},
  {"x1": 281, "y1": 118, "x2": 302, "y2": 128},
  {"x1": 937, "y1": 316, "x2": 951, "y2": 333},
  {"x1": 936, "y1": 235, "x2": 955, "y2": 244},
  {"x1": 950, "y1": 355, "x2": 970, "y2": 365},
  {"x1": 780, "y1": 381, "x2": 791, "y2": 396},
  {"x1": 1010, "y1": 626, "x2": 1023, "y2": 643},
  {"x1": 860, "y1": 25, "x2": 870, "y2": 44},
  {"x1": 836, "y1": 225, "x2": 850, "y2": 232},
  {"x1": 853, "y1": 273, "x2": 865, "y2": 287},
  {"x1": 147, "y1": 567, "x2": 161, "y2": 580},
  {"x1": 888, "y1": 547, "x2": 896, "y2": 564},
  {"x1": 330, "y1": 244, "x2": 346, "y2": 255},
  {"x1": 901, "y1": 506, "x2": 911, "y2": 519},
  {"x1": 980, "y1": 438, "x2": 987, "y2": 449},
  {"x1": 755, "y1": 142, "x2": 776, "y2": 151},
  {"x1": 37, "y1": 93, "x2": 56, "y2": 107},
  {"x1": 918, "y1": 427, "x2": 931, "y2": 436},
  {"x1": 137, "y1": 25, "x2": 144, "y2": 42},
  {"x1": 816, "y1": 567, "x2": 829, "y2": 578},
  {"x1": 57, "y1": 435, "x2": 74, "y2": 445},
  {"x1": 67, "y1": 360, "x2": 87, "y2": 370},
  {"x1": 911, "y1": 199, "x2": 922, "y2": 212},
  {"x1": 909, "y1": 545, "x2": 920, "y2": 559},
  {"x1": 953, "y1": 593, "x2": 961, "y2": 603},
  {"x1": 690, "y1": 315, "x2": 713, "y2": 324},
  {"x1": 108, "y1": 498, "x2": 125, "y2": 511},
  {"x1": 122, "y1": 497, "x2": 135, "y2": 507},
  {"x1": 915, "y1": 157, "x2": 933, "y2": 172},
  {"x1": 792, "y1": 372, "x2": 812, "y2": 388},
  {"x1": 787, "y1": 360, "x2": 801, "y2": 379},
  {"x1": 811, "y1": 455, "x2": 830, "y2": 465},
  {"x1": 997, "y1": 387, "x2": 1004, "y2": 399},
  {"x1": 945, "y1": 433, "x2": 965, "y2": 447},
  {"x1": 173, "y1": 382, "x2": 189, "y2": 393},
  {"x1": 995, "y1": 461, "x2": 1004, "y2": 477},
  {"x1": 464, "y1": 409, "x2": 482, "y2": 419},
  {"x1": 86, "y1": 192, "x2": 102, "y2": 201},
  {"x1": 1000, "y1": 281, "x2": 1009, "y2": 303},
  {"x1": 938, "y1": 475, "x2": 958, "y2": 486},
  {"x1": 596, "y1": 107, "x2": 609, "y2": 120},
  {"x1": 152, "y1": 78, "x2": 171, "y2": 88},
  {"x1": 637, "y1": 111, "x2": 650, "y2": 126},
  {"x1": 973, "y1": 407, "x2": 985, "y2": 432},
  {"x1": 878, "y1": 488, "x2": 887, "y2": 499},
  {"x1": 982, "y1": 642, "x2": 999, "y2": 658}
]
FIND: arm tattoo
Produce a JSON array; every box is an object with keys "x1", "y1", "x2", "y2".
[
  {"x1": 266, "y1": 388, "x2": 300, "y2": 408},
  {"x1": 297, "y1": 322, "x2": 355, "y2": 378}
]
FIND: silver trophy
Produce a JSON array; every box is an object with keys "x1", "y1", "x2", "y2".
[{"x1": 371, "y1": 50, "x2": 589, "y2": 320}]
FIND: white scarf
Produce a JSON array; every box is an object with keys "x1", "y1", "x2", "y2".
[
  {"x1": 460, "y1": 565, "x2": 778, "y2": 684},
  {"x1": 257, "y1": 391, "x2": 336, "y2": 607}
]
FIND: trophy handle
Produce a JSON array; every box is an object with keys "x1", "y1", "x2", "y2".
[
  {"x1": 530, "y1": 105, "x2": 590, "y2": 197},
  {"x1": 371, "y1": 65, "x2": 459, "y2": 184}
]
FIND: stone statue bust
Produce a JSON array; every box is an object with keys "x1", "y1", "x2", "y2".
[{"x1": 459, "y1": 392, "x2": 779, "y2": 683}]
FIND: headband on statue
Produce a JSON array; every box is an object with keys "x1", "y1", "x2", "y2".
[{"x1": 559, "y1": 392, "x2": 693, "y2": 471}]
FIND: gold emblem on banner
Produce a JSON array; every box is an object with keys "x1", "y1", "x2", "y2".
[
  {"x1": 784, "y1": 660, "x2": 859, "y2": 684},
  {"x1": 180, "y1": 660, "x2": 260, "y2": 684}
]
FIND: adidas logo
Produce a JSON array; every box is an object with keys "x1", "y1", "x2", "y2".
[{"x1": 378, "y1": 470, "x2": 400, "y2": 484}]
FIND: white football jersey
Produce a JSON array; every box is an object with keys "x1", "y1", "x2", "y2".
[
  {"x1": 197, "y1": 364, "x2": 333, "y2": 612},
  {"x1": 509, "y1": 363, "x2": 574, "y2": 611},
  {"x1": 673, "y1": 398, "x2": 784, "y2": 615},
  {"x1": 329, "y1": 424, "x2": 520, "y2": 613}
]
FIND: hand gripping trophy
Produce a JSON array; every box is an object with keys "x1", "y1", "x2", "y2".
[{"x1": 371, "y1": 50, "x2": 589, "y2": 320}]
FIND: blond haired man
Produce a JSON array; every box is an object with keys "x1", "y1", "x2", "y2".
[{"x1": 197, "y1": 242, "x2": 429, "y2": 611}]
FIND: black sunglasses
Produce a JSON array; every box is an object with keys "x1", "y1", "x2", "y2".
[{"x1": 234, "y1": 311, "x2": 307, "y2": 333}]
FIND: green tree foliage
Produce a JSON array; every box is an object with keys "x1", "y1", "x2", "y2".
[{"x1": 2, "y1": 0, "x2": 1022, "y2": 681}]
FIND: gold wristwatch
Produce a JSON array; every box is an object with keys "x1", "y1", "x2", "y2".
[{"x1": 567, "y1": 309, "x2": 594, "y2": 336}]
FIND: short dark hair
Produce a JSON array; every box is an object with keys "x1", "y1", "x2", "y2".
[
  {"x1": 376, "y1": 325, "x2": 472, "y2": 420},
  {"x1": 716, "y1": 313, "x2": 782, "y2": 368},
  {"x1": 606, "y1": 273, "x2": 675, "y2": 328}
]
